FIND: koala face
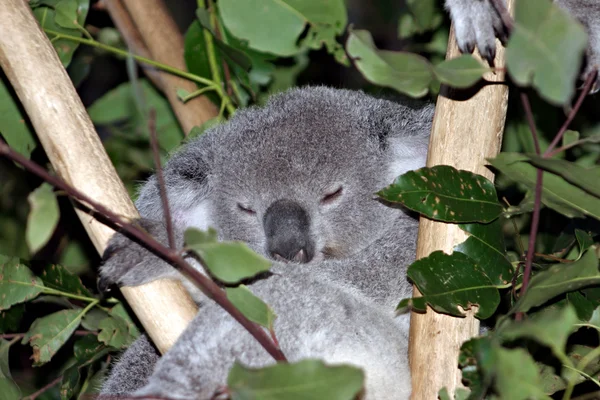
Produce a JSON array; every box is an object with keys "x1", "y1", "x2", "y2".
[{"x1": 144, "y1": 87, "x2": 431, "y2": 265}]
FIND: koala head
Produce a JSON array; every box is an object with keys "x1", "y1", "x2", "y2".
[{"x1": 137, "y1": 87, "x2": 432, "y2": 264}]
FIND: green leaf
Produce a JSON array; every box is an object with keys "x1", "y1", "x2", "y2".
[
  {"x1": 54, "y1": 0, "x2": 80, "y2": 29},
  {"x1": 0, "y1": 77, "x2": 36, "y2": 157},
  {"x1": 26, "y1": 183, "x2": 60, "y2": 254},
  {"x1": 60, "y1": 366, "x2": 80, "y2": 400},
  {"x1": 346, "y1": 30, "x2": 432, "y2": 98},
  {"x1": 186, "y1": 230, "x2": 271, "y2": 284},
  {"x1": 226, "y1": 285, "x2": 276, "y2": 330},
  {"x1": 455, "y1": 220, "x2": 514, "y2": 285},
  {"x1": 567, "y1": 291, "x2": 600, "y2": 321},
  {"x1": 378, "y1": 165, "x2": 503, "y2": 223},
  {"x1": 0, "y1": 338, "x2": 21, "y2": 400},
  {"x1": 399, "y1": 251, "x2": 502, "y2": 319},
  {"x1": 40, "y1": 263, "x2": 92, "y2": 297},
  {"x1": 22, "y1": 309, "x2": 84, "y2": 365},
  {"x1": 32, "y1": 0, "x2": 90, "y2": 67},
  {"x1": 184, "y1": 227, "x2": 218, "y2": 245},
  {"x1": 438, "y1": 387, "x2": 470, "y2": 400},
  {"x1": 488, "y1": 153, "x2": 600, "y2": 220},
  {"x1": 499, "y1": 305, "x2": 577, "y2": 363},
  {"x1": 73, "y1": 334, "x2": 106, "y2": 363},
  {"x1": 512, "y1": 248, "x2": 600, "y2": 313},
  {"x1": 0, "y1": 258, "x2": 44, "y2": 310},
  {"x1": 525, "y1": 155, "x2": 600, "y2": 198},
  {"x1": 575, "y1": 229, "x2": 595, "y2": 259},
  {"x1": 505, "y1": 0, "x2": 587, "y2": 105},
  {"x1": 228, "y1": 359, "x2": 364, "y2": 400},
  {"x1": 494, "y1": 347, "x2": 552, "y2": 400},
  {"x1": 81, "y1": 308, "x2": 108, "y2": 331},
  {"x1": 403, "y1": 0, "x2": 442, "y2": 34},
  {"x1": 562, "y1": 130, "x2": 579, "y2": 148},
  {"x1": 219, "y1": 0, "x2": 347, "y2": 57},
  {"x1": 97, "y1": 304, "x2": 138, "y2": 349},
  {"x1": 433, "y1": 55, "x2": 489, "y2": 88},
  {"x1": 539, "y1": 344, "x2": 600, "y2": 394}
]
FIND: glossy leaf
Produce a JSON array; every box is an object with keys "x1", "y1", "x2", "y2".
[
  {"x1": 73, "y1": 334, "x2": 106, "y2": 363},
  {"x1": 346, "y1": 30, "x2": 432, "y2": 98},
  {"x1": 455, "y1": 220, "x2": 514, "y2": 285},
  {"x1": 505, "y1": 0, "x2": 587, "y2": 105},
  {"x1": 433, "y1": 55, "x2": 489, "y2": 88},
  {"x1": 399, "y1": 251, "x2": 502, "y2": 319},
  {"x1": 228, "y1": 359, "x2": 364, "y2": 400},
  {"x1": 97, "y1": 304, "x2": 138, "y2": 349},
  {"x1": 0, "y1": 257, "x2": 44, "y2": 310},
  {"x1": 378, "y1": 165, "x2": 503, "y2": 223},
  {"x1": 488, "y1": 153, "x2": 600, "y2": 220},
  {"x1": 40, "y1": 263, "x2": 92, "y2": 297},
  {"x1": 512, "y1": 248, "x2": 600, "y2": 313},
  {"x1": 226, "y1": 285, "x2": 276, "y2": 330},
  {"x1": 22, "y1": 309, "x2": 84, "y2": 365}
]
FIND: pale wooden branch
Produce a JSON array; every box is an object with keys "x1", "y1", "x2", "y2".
[
  {"x1": 102, "y1": 0, "x2": 165, "y2": 91},
  {"x1": 408, "y1": 1, "x2": 515, "y2": 398},
  {"x1": 120, "y1": 0, "x2": 219, "y2": 134},
  {"x1": 0, "y1": 0, "x2": 197, "y2": 354}
]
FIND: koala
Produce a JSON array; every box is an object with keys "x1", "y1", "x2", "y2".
[
  {"x1": 445, "y1": 0, "x2": 600, "y2": 80},
  {"x1": 98, "y1": 87, "x2": 433, "y2": 400}
]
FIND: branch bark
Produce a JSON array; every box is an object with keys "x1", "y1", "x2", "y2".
[
  {"x1": 118, "y1": 0, "x2": 219, "y2": 134},
  {"x1": 408, "y1": 1, "x2": 515, "y2": 398},
  {"x1": 0, "y1": 0, "x2": 197, "y2": 354}
]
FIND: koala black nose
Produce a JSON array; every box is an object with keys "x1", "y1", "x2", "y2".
[{"x1": 263, "y1": 199, "x2": 314, "y2": 263}]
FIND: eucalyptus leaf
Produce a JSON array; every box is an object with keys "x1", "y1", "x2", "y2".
[
  {"x1": 378, "y1": 165, "x2": 503, "y2": 223},
  {"x1": 433, "y1": 55, "x2": 489, "y2": 88},
  {"x1": 0, "y1": 78, "x2": 36, "y2": 157},
  {"x1": 228, "y1": 359, "x2": 364, "y2": 400},
  {"x1": 22, "y1": 309, "x2": 85, "y2": 365},
  {"x1": 346, "y1": 30, "x2": 432, "y2": 98},
  {"x1": 0, "y1": 257, "x2": 44, "y2": 310},
  {"x1": 40, "y1": 263, "x2": 92, "y2": 297},
  {"x1": 505, "y1": 0, "x2": 587, "y2": 105},
  {"x1": 26, "y1": 183, "x2": 60, "y2": 254},
  {"x1": 226, "y1": 285, "x2": 276, "y2": 330},
  {"x1": 54, "y1": 0, "x2": 80, "y2": 30},
  {"x1": 512, "y1": 248, "x2": 600, "y2": 313},
  {"x1": 488, "y1": 153, "x2": 600, "y2": 220},
  {"x1": 575, "y1": 229, "x2": 594, "y2": 259},
  {"x1": 399, "y1": 251, "x2": 502, "y2": 319},
  {"x1": 0, "y1": 304, "x2": 25, "y2": 333},
  {"x1": 455, "y1": 220, "x2": 514, "y2": 285},
  {"x1": 494, "y1": 347, "x2": 552, "y2": 400},
  {"x1": 60, "y1": 366, "x2": 80, "y2": 400},
  {"x1": 525, "y1": 155, "x2": 600, "y2": 198}
]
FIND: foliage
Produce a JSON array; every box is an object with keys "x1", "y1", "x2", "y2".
[{"x1": 0, "y1": 0, "x2": 599, "y2": 399}]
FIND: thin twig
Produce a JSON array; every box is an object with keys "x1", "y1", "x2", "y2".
[
  {"x1": 544, "y1": 70, "x2": 598, "y2": 157},
  {"x1": 22, "y1": 376, "x2": 63, "y2": 400},
  {"x1": 210, "y1": 0, "x2": 233, "y2": 97},
  {"x1": 0, "y1": 140, "x2": 286, "y2": 362},
  {"x1": 519, "y1": 92, "x2": 541, "y2": 154},
  {"x1": 148, "y1": 108, "x2": 176, "y2": 249}
]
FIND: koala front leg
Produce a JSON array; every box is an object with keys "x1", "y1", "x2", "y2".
[{"x1": 445, "y1": 0, "x2": 508, "y2": 64}]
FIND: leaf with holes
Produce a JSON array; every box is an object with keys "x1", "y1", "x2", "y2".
[
  {"x1": 505, "y1": 0, "x2": 587, "y2": 105},
  {"x1": 512, "y1": 248, "x2": 600, "y2": 313},
  {"x1": 226, "y1": 285, "x2": 276, "y2": 330},
  {"x1": 346, "y1": 30, "x2": 432, "y2": 98},
  {"x1": 455, "y1": 220, "x2": 514, "y2": 285},
  {"x1": 22, "y1": 309, "x2": 84, "y2": 365},
  {"x1": 228, "y1": 359, "x2": 364, "y2": 400},
  {"x1": 399, "y1": 251, "x2": 502, "y2": 319},
  {"x1": 0, "y1": 257, "x2": 44, "y2": 310},
  {"x1": 378, "y1": 165, "x2": 503, "y2": 223}
]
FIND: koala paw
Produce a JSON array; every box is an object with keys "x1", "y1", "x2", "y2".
[
  {"x1": 445, "y1": 0, "x2": 508, "y2": 65},
  {"x1": 98, "y1": 219, "x2": 178, "y2": 292}
]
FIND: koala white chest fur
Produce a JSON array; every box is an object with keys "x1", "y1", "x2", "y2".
[{"x1": 99, "y1": 87, "x2": 433, "y2": 399}]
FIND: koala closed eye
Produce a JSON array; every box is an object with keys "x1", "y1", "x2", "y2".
[
  {"x1": 236, "y1": 202, "x2": 256, "y2": 215},
  {"x1": 320, "y1": 186, "x2": 343, "y2": 205}
]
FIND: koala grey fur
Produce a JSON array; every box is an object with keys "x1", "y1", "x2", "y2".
[
  {"x1": 445, "y1": 0, "x2": 600, "y2": 79},
  {"x1": 98, "y1": 86, "x2": 433, "y2": 400}
]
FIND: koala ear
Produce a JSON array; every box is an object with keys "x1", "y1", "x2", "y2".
[
  {"x1": 135, "y1": 135, "x2": 215, "y2": 231},
  {"x1": 386, "y1": 133, "x2": 430, "y2": 182}
]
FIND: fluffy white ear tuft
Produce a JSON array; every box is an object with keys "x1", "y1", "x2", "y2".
[{"x1": 387, "y1": 135, "x2": 430, "y2": 182}]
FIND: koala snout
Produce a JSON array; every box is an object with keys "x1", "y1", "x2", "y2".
[{"x1": 263, "y1": 199, "x2": 314, "y2": 263}]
